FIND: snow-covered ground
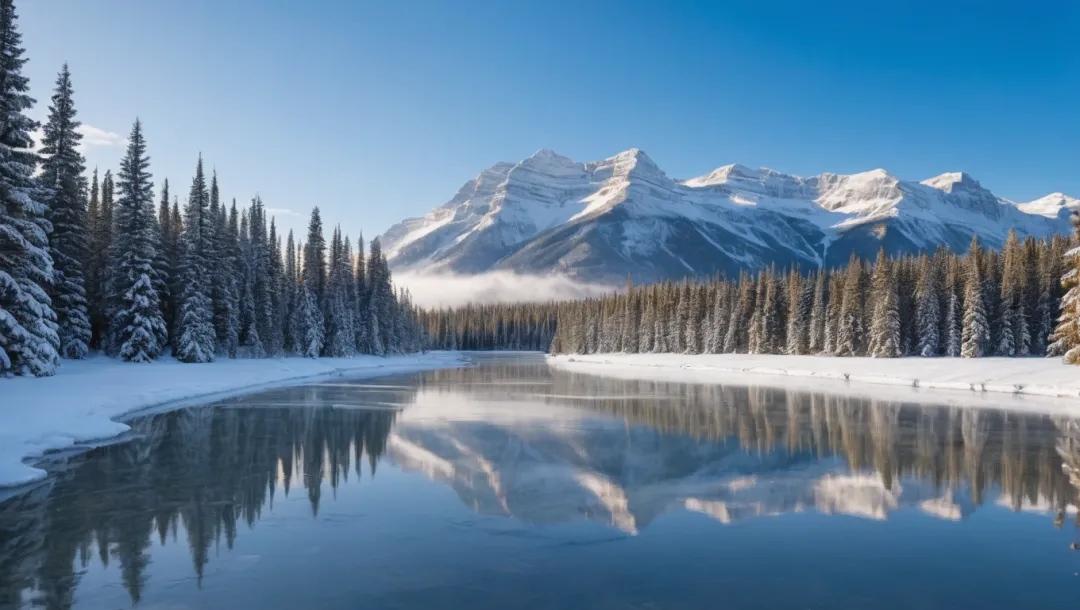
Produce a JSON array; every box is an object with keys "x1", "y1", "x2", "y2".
[
  {"x1": 0, "y1": 352, "x2": 464, "y2": 489},
  {"x1": 549, "y1": 353, "x2": 1080, "y2": 414}
]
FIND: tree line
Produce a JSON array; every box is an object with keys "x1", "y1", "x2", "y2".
[
  {"x1": 422, "y1": 226, "x2": 1080, "y2": 362},
  {"x1": 0, "y1": 0, "x2": 421, "y2": 376}
]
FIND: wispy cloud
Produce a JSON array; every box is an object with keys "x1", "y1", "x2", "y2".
[
  {"x1": 395, "y1": 271, "x2": 616, "y2": 308},
  {"x1": 266, "y1": 207, "x2": 305, "y2": 218},
  {"x1": 76, "y1": 124, "x2": 126, "y2": 151},
  {"x1": 30, "y1": 123, "x2": 126, "y2": 154}
]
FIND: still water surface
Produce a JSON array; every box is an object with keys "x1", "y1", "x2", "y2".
[{"x1": 2, "y1": 354, "x2": 1080, "y2": 609}]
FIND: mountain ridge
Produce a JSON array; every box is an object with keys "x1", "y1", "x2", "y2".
[{"x1": 382, "y1": 148, "x2": 1078, "y2": 284}]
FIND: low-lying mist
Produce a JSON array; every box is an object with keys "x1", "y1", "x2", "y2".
[{"x1": 395, "y1": 271, "x2": 616, "y2": 308}]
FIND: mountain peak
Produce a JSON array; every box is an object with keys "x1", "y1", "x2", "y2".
[{"x1": 921, "y1": 171, "x2": 982, "y2": 193}]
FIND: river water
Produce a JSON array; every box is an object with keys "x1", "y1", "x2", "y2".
[{"x1": 2, "y1": 354, "x2": 1079, "y2": 609}]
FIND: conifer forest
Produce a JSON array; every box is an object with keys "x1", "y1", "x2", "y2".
[
  {"x1": 422, "y1": 229, "x2": 1080, "y2": 364},
  {"x1": 0, "y1": 0, "x2": 421, "y2": 377}
]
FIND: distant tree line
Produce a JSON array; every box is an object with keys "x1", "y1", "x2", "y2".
[
  {"x1": 418, "y1": 302, "x2": 557, "y2": 351},
  {"x1": 0, "y1": 0, "x2": 422, "y2": 376},
  {"x1": 422, "y1": 224, "x2": 1080, "y2": 363},
  {"x1": 552, "y1": 230, "x2": 1080, "y2": 360}
]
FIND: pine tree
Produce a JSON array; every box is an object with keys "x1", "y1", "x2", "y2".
[
  {"x1": 1050, "y1": 213, "x2": 1080, "y2": 363},
  {"x1": 174, "y1": 156, "x2": 216, "y2": 363},
  {"x1": 0, "y1": 0, "x2": 59, "y2": 375},
  {"x1": 324, "y1": 225, "x2": 354, "y2": 357},
  {"x1": 808, "y1": 270, "x2": 826, "y2": 353},
  {"x1": 835, "y1": 254, "x2": 864, "y2": 357},
  {"x1": 282, "y1": 230, "x2": 299, "y2": 354},
  {"x1": 294, "y1": 282, "x2": 324, "y2": 358},
  {"x1": 961, "y1": 238, "x2": 990, "y2": 358},
  {"x1": 914, "y1": 254, "x2": 940, "y2": 357},
  {"x1": 867, "y1": 249, "x2": 901, "y2": 358},
  {"x1": 303, "y1": 207, "x2": 327, "y2": 306},
  {"x1": 824, "y1": 271, "x2": 843, "y2": 354},
  {"x1": 268, "y1": 217, "x2": 285, "y2": 355},
  {"x1": 107, "y1": 119, "x2": 166, "y2": 362},
  {"x1": 944, "y1": 255, "x2": 963, "y2": 357},
  {"x1": 354, "y1": 233, "x2": 370, "y2": 353},
  {"x1": 786, "y1": 270, "x2": 812, "y2": 355},
  {"x1": 998, "y1": 229, "x2": 1030, "y2": 356},
  {"x1": 84, "y1": 168, "x2": 108, "y2": 347},
  {"x1": 39, "y1": 63, "x2": 90, "y2": 359},
  {"x1": 157, "y1": 179, "x2": 179, "y2": 337}
]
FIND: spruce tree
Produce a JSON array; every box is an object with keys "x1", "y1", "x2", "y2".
[
  {"x1": 944, "y1": 255, "x2": 963, "y2": 357},
  {"x1": 39, "y1": 63, "x2": 91, "y2": 359},
  {"x1": 998, "y1": 229, "x2": 1029, "y2": 356},
  {"x1": 835, "y1": 254, "x2": 864, "y2": 357},
  {"x1": 282, "y1": 230, "x2": 299, "y2": 355},
  {"x1": 824, "y1": 271, "x2": 843, "y2": 354},
  {"x1": 914, "y1": 254, "x2": 941, "y2": 357},
  {"x1": 808, "y1": 270, "x2": 826, "y2": 353},
  {"x1": 84, "y1": 168, "x2": 108, "y2": 347},
  {"x1": 867, "y1": 249, "x2": 901, "y2": 358},
  {"x1": 354, "y1": 233, "x2": 370, "y2": 353},
  {"x1": 1050, "y1": 213, "x2": 1080, "y2": 363},
  {"x1": 303, "y1": 207, "x2": 327, "y2": 306},
  {"x1": 0, "y1": 0, "x2": 59, "y2": 375},
  {"x1": 961, "y1": 238, "x2": 990, "y2": 358},
  {"x1": 107, "y1": 119, "x2": 166, "y2": 362},
  {"x1": 174, "y1": 156, "x2": 216, "y2": 363}
]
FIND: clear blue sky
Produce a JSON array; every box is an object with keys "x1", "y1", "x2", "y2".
[{"x1": 20, "y1": 0, "x2": 1080, "y2": 241}]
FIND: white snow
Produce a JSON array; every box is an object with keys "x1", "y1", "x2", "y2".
[
  {"x1": 548, "y1": 353, "x2": 1080, "y2": 414},
  {"x1": 381, "y1": 147, "x2": 1076, "y2": 279},
  {"x1": 0, "y1": 352, "x2": 464, "y2": 489}
]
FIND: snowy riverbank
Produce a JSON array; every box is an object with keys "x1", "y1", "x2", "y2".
[
  {"x1": 548, "y1": 353, "x2": 1080, "y2": 414},
  {"x1": 1, "y1": 352, "x2": 465, "y2": 488}
]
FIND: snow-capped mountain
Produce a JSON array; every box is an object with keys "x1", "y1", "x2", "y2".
[{"x1": 381, "y1": 148, "x2": 1075, "y2": 284}]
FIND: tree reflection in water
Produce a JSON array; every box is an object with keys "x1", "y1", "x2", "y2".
[{"x1": 0, "y1": 361, "x2": 1078, "y2": 609}]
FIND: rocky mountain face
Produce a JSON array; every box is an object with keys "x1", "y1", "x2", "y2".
[{"x1": 381, "y1": 148, "x2": 1077, "y2": 284}]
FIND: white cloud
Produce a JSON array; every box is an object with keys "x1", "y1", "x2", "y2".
[
  {"x1": 76, "y1": 124, "x2": 125, "y2": 151},
  {"x1": 266, "y1": 207, "x2": 305, "y2": 218},
  {"x1": 394, "y1": 271, "x2": 616, "y2": 308},
  {"x1": 29, "y1": 123, "x2": 126, "y2": 154}
]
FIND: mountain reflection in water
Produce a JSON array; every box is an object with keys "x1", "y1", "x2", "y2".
[{"x1": 1, "y1": 358, "x2": 1079, "y2": 608}]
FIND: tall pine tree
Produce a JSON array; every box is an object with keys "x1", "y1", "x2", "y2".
[
  {"x1": 107, "y1": 120, "x2": 166, "y2": 362},
  {"x1": 39, "y1": 63, "x2": 90, "y2": 359},
  {"x1": 0, "y1": 0, "x2": 58, "y2": 375}
]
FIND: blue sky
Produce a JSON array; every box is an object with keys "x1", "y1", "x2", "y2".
[{"x1": 20, "y1": 0, "x2": 1080, "y2": 241}]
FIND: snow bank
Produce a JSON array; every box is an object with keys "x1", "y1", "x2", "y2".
[
  {"x1": 0, "y1": 352, "x2": 464, "y2": 488},
  {"x1": 548, "y1": 353, "x2": 1080, "y2": 414}
]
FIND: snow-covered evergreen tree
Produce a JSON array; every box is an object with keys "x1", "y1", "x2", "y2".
[
  {"x1": 998, "y1": 229, "x2": 1030, "y2": 356},
  {"x1": 808, "y1": 270, "x2": 826, "y2": 353},
  {"x1": 236, "y1": 209, "x2": 262, "y2": 357},
  {"x1": 281, "y1": 229, "x2": 299, "y2": 355},
  {"x1": 914, "y1": 254, "x2": 940, "y2": 357},
  {"x1": 961, "y1": 238, "x2": 990, "y2": 359},
  {"x1": 267, "y1": 217, "x2": 285, "y2": 355},
  {"x1": 107, "y1": 119, "x2": 166, "y2": 362},
  {"x1": 294, "y1": 282, "x2": 324, "y2": 358},
  {"x1": 39, "y1": 63, "x2": 90, "y2": 359},
  {"x1": 174, "y1": 156, "x2": 216, "y2": 363},
  {"x1": 824, "y1": 271, "x2": 843, "y2": 354},
  {"x1": 84, "y1": 168, "x2": 109, "y2": 348},
  {"x1": 867, "y1": 249, "x2": 901, "y2": 358},
  {"x1": 0, "y1": 0, "x2": 58, "y2": 375},
  {"x1": 157, "y1": 179, "x2": 179, "y2": 337},
  {"x1": 324, "y1": 225, "x2": 354, "y2": 357},
  {"x1": 835, "y1": 254, "x2": 864, "y2": 357},
  {"x1": 786, "y1": 270, "x2": 813, "y2": 355},
  {"x1": 1050, "y1": 213, "x2": 1080, "y2": 363},
  {"x1": 353, "y1": 233, "x2": 372, "y2": 353}
]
